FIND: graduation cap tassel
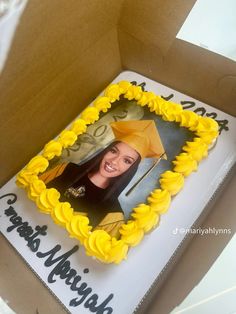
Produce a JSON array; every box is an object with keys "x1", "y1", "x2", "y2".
[{"x1": 125, "y1": 152, "x2": 166, "y2": 196}]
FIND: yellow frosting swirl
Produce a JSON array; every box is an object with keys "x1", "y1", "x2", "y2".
[
  {"x1": 137, "y1": 91, "x2": 156, "y2": 107},
  {"x1": 84, "y1": 230, "x2": 112, "y2": 260},
  {"x1": 26, "y1": 156, "x2": 49, "y2": 174},
  {"x1": 197, "y1": 132, "x2": 218, "y2": 145},
  {"x1": 80, "y1": 107, "x2": 100, "y2": 124},
  {"x1": 175, "y1": 110, "x2": 199, "y2": 128},
  {"x1": 16, "y1": 170, "x2": 38, "y2": 188},
  {"x1": 58, "y1": 130, "x2": 77, "y2": 148},
  {"x1": 43, "y1": 140, "x2": 63, "y2": 160},
  {"x1": 36, "y1": 188, "x2": 60, "y2": 214},
  {"x1": 131, "y1": 204, "x2": 159, "y2": 233},
  {"x1": 51, "y1": 202, "x2": 73, "y2": 227},
  {"x1": 118, "y1": 80, "x2": 132, "y2": 94},
  {"x1": 104, "y1": 84, "x2": 121, "y2": 103},
  {"x1": 93, "y1": 96, "x2": 111, "y2": 113},
  {"x1": 161, "y1": 102, "x2": 183, "y2": 122},
  {"x1": 119, "y1": 220, "x2": 144, "y2": 247},
  {"x1": 159, "y1": 171, "x2": 184, "y2": 195},
  {"x1": 172, "y1": 153, "x2": 198, "y2": 177},
  {"x1": 84, "y1": 230, "x2": 128, "y2": 264},
  {"x1": 189, "y1": 117, "x2": 219, "y2": 144},
  {"x1": 66, "y1": 214, "x2": 92, "y2": 242},
  {"x1": 107, "y1": 238, "x2": 129, "y2": 264},
  {"x1": 124, "y1": 85, "x2": 143, "y2": 101},
  {"x1": 70, "y1": 118, "x2": 87, "y2": 135},
  {"x1": 27, "y1": 178, "x2": 46, "y2": 201},
  {"x1": 183, "y1": 138, "x2": 208, "y2": 162},
  {"x1": 191, "y1": 116, "x2": 219, "y2": 133},
  {"x1": 147, "y1": 189, "x2": 171, "y2": 214},
  {"x1": 154, "y1": 96, "x2": 169, "y2": 115},
  {"x1": 147, "y1": 96, "x2": 162, "y2": 113}
]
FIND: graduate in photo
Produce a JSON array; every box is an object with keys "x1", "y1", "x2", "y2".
[{"x1": 40, "y1": 120, "x2": 166, "y2": 237}]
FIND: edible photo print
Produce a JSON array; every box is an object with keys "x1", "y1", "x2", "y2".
[{"x1": 39, "y1": 84, "x2": 194, "y2": 238}]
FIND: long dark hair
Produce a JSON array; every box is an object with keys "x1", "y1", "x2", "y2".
[
  {"x1": 71, "y1": 141, "x2": 141, "y2": 203},
  {"x1": 47, "y1": 141, "x2": 141, "y2": 207}
]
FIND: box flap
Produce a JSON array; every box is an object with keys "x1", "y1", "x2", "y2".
[
  {"x1": 0, "y1": 0, "x2": 123, "y2": 186},
  {"x1": 119, "y1": 0, "x2": 196, "y2": 55},
  {"x1": 118, "y1": 1, "x2": 236, "y2": 116}
]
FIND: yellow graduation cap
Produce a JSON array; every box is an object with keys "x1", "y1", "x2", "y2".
[
  {"x1": 110, "y1": 120, "x2": 167, "y2": 196},
  {"x1": 110, "y1": 120, "x2": 166, "y2": 160}
]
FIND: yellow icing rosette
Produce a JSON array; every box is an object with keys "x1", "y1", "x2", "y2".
[
  {"x1": 155, "y1": 96, "x2": 171, "y2": 115},
  {"x1": 27, "y1": 178, "x2": 46, "y2": 201},
  {"x1": 36, "y1": 188, "x2": 60, "y2": 214},
  {"x1": 172, "y1": 153, "x2": 198, "y2": 177},
  {"x1": 137, "y1": 91, "x2": 156, "y2": 107},
  {"x1": 190, "y1": 117, "x2": 219, "y2": 144},
  {"x1": 43, "y1": 140, "x2": 62, "y2": 160},
  {"x1": 161, "y1": 102, "x2": 183, "y2": 122},
  {"x1": 147, "y1": 96, "x2": 160, "y2": 112},
  {"x1": 51, "y1": 202, "x2": 73, "y2": 227},
  {"x1": 84, "y1": 230, "x2": 128, "y2": 264},
  {"x1": 159, "y1": 171, "x2": 184, "y2": 196},
  {"x1": 106, "y1": 238, "x2": 129, "y2": 264},
  {"x1": 182, "y1": 138, "x2": 208, "y2": 162},
  {"x1": 118, "y1": 80, "x2": 132, "y2": 94},
  {"x1": 66, "y1": 214, "x2": 92, "y2": 242},
  {"x1": 25, "y1": 156, "x2": 49, "y2": 174},
  {"x1": 147, "y1": 189, "x2": 171, "y2": 214},
  {"x1": 131, "y1": 204, "x2": 159, "y2": 233},
  {"x1": 16, "y1": 169, "x2": 38, "y2": 189},
  {"x1": 124, "y1": 84, "x2": 143, "y2": 101},
  {"x1": 119, "y1": 220, "x2": 144, "y2": 246},
  {"x1": 84, "y1": 230, "x2": 112, "y2": 261},
  {"x1": 175, "y1": 110, "x2": 199, "y2": 128},
  {"x1": 70, "y1": 118, "x2": 87, "y2": 135},
  {"x1": 93, "y1": 96, "x2": 111, "y2": 113},
  {"x1": 192, "y1": 116, "x2": 219, "y2": 133},
  {"x1": 197, "y1": 131, "x2": 218, "y2": 145},
  {"x1": 80, "y1": 107, "x2": 100, "y2": 124},
  {"x1": 58, "y1": 130, "x2": 77, "y2": 148},
  {"x1": 104, "y1": 84, "x2": 121, "y2": 102}
]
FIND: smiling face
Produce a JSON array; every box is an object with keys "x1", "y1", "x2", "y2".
[{"x1": 99, "y1": 142, "x2": 140, "y2": 179}]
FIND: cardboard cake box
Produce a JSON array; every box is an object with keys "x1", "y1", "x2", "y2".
[{"x1": 0, "y1": 1, "x2": 236, "y2": 314}]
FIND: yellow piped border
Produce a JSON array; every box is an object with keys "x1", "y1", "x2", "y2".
[{"x1": 16, "y1": 81, "x2": 219, "y2": 264}]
